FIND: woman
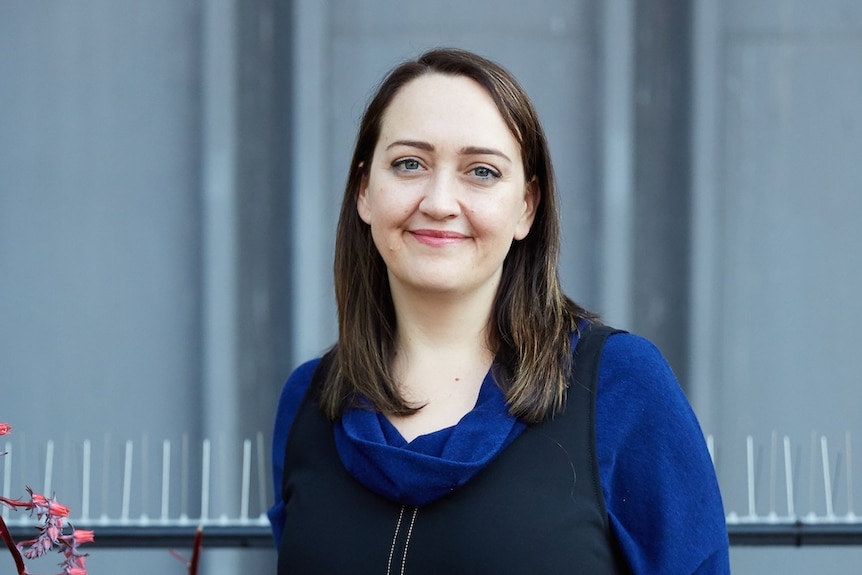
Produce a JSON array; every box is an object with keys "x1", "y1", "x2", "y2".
[{"x1": 270, "y1": 48, "x2": 729, "y2": 574}]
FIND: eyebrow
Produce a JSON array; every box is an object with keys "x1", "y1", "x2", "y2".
[
  {"x1": 460, "y1": 146, "x2": 512, "y2": 163},
  {"x1": 386, "y1": 140, "x2": 434, "y2": 152},
  {"x1": 385, "y1": 140, "x2": 512, "y2": 163}
]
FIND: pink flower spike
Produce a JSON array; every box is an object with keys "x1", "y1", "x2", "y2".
[
  {"x1": 30, "y1": 490, "x2": 50, "y2": 508},
  {"x1": 48, "y1": 501, "x2": 71, "y2": 518},
  {"x1": 72, "y1": 530, "x2": 95, "y2": 545},
  {"x1": 66, "y1": 568, "x2": 88, "y2": 575},
  {"x1": 27, "y1": 488, "x2": 71, "y2": 518},
  {"x1": 0, "y1": 423, "x2": 10, "y2": 435}
]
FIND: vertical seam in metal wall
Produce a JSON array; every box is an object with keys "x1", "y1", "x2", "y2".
[
  {"x1": 600, "y1": 0, "x2": 635, "y2": 329},
  {"x1": 201, "y1": 0, "x2": 240, "y2": 524},
  {"x1": 291, "y1": 0, "x2": 334, "y2": 365},
  {"x1": 690, "y1": 0, "x2": 723, "y2": 434}
]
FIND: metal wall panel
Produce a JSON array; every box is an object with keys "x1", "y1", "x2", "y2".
[
  {"x1": 693, "y1": 0, "x2": 862, "y2": 571},
  {"x1": 0, "y1": 1, "x2": 206, "y2": 572}
]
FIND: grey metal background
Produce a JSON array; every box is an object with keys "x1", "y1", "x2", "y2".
[{"x1": 1, "y1": 1, "x2": 861, "y2": 573}]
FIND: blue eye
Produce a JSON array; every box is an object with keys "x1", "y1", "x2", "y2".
[
  {"x1": 471, "y1": 166, "x2": 501, "y2": 180},
  {"x1": 393, "y1": 158, "x2": 421, "y2": 171}
]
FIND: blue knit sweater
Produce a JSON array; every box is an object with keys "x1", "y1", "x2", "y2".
[{"x1": 269, "y1": 332, "x2": 730, "y2": 574}]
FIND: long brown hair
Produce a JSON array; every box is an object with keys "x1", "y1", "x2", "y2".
[{"x1": 322, "y1": 48, "x2": 596, "y2": 423}]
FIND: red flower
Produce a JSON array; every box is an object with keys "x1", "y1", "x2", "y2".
[
  {"x1": 0, "y1": 422, "x2": 10, "y2": 435},
  {"x1": 49, "y1": 501, "x2": 70, "y2": 518},
  {"x1": 29, "y1": 489, "x2": 70, "y2": 518},
  {"x1": 71, "y1": 530, "x2": 95, "y2": 545}
]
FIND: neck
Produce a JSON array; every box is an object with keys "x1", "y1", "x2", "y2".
[
  {"x1": 389, "y1": 282, "x2": 497, "y2": 359},
  {"x1": 386, "y1": 282, "x2": 499, "y2": 440}
]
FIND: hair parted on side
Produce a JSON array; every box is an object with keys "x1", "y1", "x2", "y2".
[{"x1": 321, "y1": 47, "x2": 597, "y2": 424}]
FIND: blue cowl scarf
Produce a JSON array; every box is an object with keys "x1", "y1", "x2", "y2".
[{"x1": 333, "y1": 370, "x2": 526, "y2": 507}]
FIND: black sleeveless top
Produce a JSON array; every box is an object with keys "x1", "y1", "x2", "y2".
[{"x1": 278, "y1": 325, "x2": 629, "y2": 574}]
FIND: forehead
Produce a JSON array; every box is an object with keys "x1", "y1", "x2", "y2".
[{"x1": 376, "y1": 73, "x2": 520, "y2": 153}]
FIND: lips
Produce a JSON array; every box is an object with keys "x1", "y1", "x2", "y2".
[{"x1": 409, "y1": 229, "x2": 468, "y2": 246}]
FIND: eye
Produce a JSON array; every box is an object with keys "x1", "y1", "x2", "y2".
[
  {"x1": 470, "y1": 165, "x2": 501, "y2": 180},
  {"x1": 392, "y1": 158, "x2": 422, "y2": 172}
]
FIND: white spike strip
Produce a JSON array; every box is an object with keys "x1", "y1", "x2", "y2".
[
  {"x1": 81, "y1": 440, "x2": 91, "y2": 522},
  {"x1": 218, "y1": 433, "x2": 228, "y2": 523},
  {"x1": 807, "y1": 431, "x2": 817, "y2": 520},
  {"x1": 100, "y1": 434, "x2": 111, "y2": 523},
  {"x1": 161, "y1": 439, "x2": 171, "y2": 523},
  {"x1": 2, "y1": 441, "x2": 11, "y2": 520},
  {"x1": 769, "y1": 431, "x2": 778, "y2": 519},
  {"x1": 9, "y1": 430, "x2": 862, "y2": 535},
  {"x1": 241, "y1": 439, "x2": 252, "y2": 521},
  {"x1": 201, "y1": 438, "x2": 211, "y2": 522},
  {"x1": 62, "y1": 437, "x2": 72, "y2": 504},
  {"x1": 121, "y1": 440, "x2": 134, "y2": 522},
  {"x1": 746, "y1": 436, "x2": 756, "y2": 519},
  {"x1": 140, "y1": 434, "x2": 149, "y2": 523},
  {"x1": 847, "y1": 431, "x2": 855, "y2": 519},
  {"x1": 821, "y1": 436, "x2": 834, "y2": 520},
  {"x1": 43, "y1": 439, "x2": 54, "y2": 497},
  {"x1": 257, "y1": 431, "x2": 267, "y2": 519},
  {"x1": 783, "y1": 436, "x2": 795, "y2": 518},
  {"x1": 180, "y1": 432, "x2": 189, "y2": 522}
]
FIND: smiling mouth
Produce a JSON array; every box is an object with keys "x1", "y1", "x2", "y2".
[
  {"x1": 411, "y1": 229, "x2": 467, "y2": 239},
  {"x1": 409, "y1": 229, "x2": 468, "y2": 245}
]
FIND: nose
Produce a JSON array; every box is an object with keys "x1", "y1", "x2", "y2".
[{"x1": 418, "y1": 170, "x2": 461, "y2": 220}]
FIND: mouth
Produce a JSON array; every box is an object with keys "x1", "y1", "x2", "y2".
[{"x1": 409, "y1": 229, "x2": 468, "y2": 246}]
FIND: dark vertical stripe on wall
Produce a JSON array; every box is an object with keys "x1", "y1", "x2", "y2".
[
  {"x1": 234, "y1": 0, "x2": 293, "y2": 459},
  {"x1": 632, "y1": 1, "x2": 692, "y2": 387},
  {"x1": 271, "y1": 0, "x2": 294, "y2": 393},
  {"x1": 189, "y1": 0, "x2": 206, "y2": 445}
]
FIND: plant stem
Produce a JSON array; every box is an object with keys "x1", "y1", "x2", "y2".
[
  {"x1": 0, "y1": 514, "x2": 27, "y2": 575},
  {"x1": 189, "y1": 525, "x2": 203, "y2": 575}
]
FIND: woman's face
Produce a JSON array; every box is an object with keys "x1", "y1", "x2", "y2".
[{"x1": 358, "y1": 73, "x2": 539, "y2": 301}]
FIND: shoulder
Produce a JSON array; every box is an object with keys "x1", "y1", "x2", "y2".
[
  {"x1": 285, "y1": 357, "x2": 324, "y2": 393},
  {"x1": 596, "y1": 331, "x2": 711, "y2": 434},
  {"x1": 595, "y1": 331, "x2": 730, "y2": 573},
  {"x1": 270, "y1": 357, "x2": 326, "y2": 470},
  {"x1": 595, "y1": 330, "x2": 704, "y2": 468},
  {"x1": 272, "y1": 357, "x2": 325, "y2": 464},
  {"x1": 268, "y1": 356, "x2": 324, "y2": 545},
  {"x1": 595, "y1": 331, "x2": 697, "y2": 466},
  {"x1": 599, "y1": 331, "x2": 677, "y2": 390},
  {"x1": 275, "y1": 357, "x2": 324, "y2": 428}
]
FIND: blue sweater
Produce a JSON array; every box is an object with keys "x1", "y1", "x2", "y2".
[{"x1": 269, "y1": 332, "x2": 730, "y2": 574}]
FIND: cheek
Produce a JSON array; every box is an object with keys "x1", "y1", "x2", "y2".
[
  {"x1": 358, "y1": 185, "x2": 390, "y2": 225},
  {"x1": 373, "y1": 190, "x2": 413, "y2": 222},
  {"x1": 471, "y1": 199, "x2": 522, "y2": 234},
  {"x1": 369, "y1": 219, "x2": 402, "y2": 255}
]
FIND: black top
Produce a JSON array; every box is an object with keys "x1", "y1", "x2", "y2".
[{"x1": 278, "y1": 325, "x2": 629, "y2": 574}]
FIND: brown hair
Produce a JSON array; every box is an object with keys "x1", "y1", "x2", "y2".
[{"x1": 322, "y1": 47, "x2": 596, "y2": 423}]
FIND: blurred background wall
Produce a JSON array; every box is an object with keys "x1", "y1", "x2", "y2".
[{"x1": 1, "y1": 0, "x2": 860, "y2": 573}]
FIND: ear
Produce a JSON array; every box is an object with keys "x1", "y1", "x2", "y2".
[
  {"x1": 356, "y1": 162, "x2": 372, "y2": 224},
  {"x1": 513, "y1": 177, "x2": 540, "y2": 240}
]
